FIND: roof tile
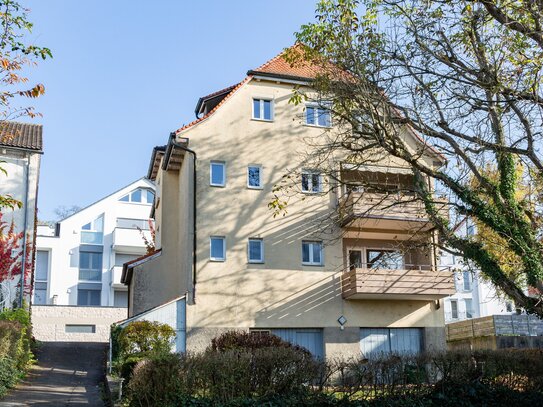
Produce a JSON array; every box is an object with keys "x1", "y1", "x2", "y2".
[{"x1": 0, "y1": 121, "x2": 43, "y2": 152}]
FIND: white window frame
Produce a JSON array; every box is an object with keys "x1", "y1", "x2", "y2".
[
  {"x1": 210, "y1": 161, "x2": 226, "y2": 187},
  {"x1": 252, "y1": 98, "x2": 274, "y2": 121},
  {"x1": 365, "y1": 247, "x2": 405, "y2": 270},
  {"x1": 302, "y1": 240, "x2": 323, "y2": 266},
  {"x1": 450, "y1": 299, "x2": 458, "y2": 319},
  {"x1": 248, "y1": 238, "x2": 264, "y2": 263},
  {"x1": 210, "y1": 236, "x2": 226, "y2": 261},
  {"x1": 247, "y1": 165, "x2": 263, "y2": 189},
  {"x1": 301, "y1": 170, "x2": 322, "y2": 193},
  {"x1": 305, "y1": 103, "x2": 332, "y2": 128}
]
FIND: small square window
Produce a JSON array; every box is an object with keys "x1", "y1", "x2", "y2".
[
  {"x1": 302, "y1": 241, "x2": 323, "y2": 266},
  {"x1": 301, "y1": 171, "x2": 322, "y2": 193},
  {"x1": 247, "y1": 165, "x2": 262, "y2": 189},
  {"x1": 210, "y1": 236, "x2": 225, "y2": 261},
  {"x1": 210, "y1": 161, "x2": 226, "y2": 187},
  {"x1": 253, "y1": 99, "x2": 273, "y2": 121},
  {"x1": 305, "y1": 104, "x2": 331, "y2": 127},
  {"x1": 248, "y1": 238, "x2": 264, "y2": 263}
]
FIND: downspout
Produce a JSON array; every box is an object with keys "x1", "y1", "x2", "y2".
[
  {"x1": 168, "y1": 132, "x2": 197, "y2": 303},
  {"x1": 19, "y1": 153, "x2": 31, "y2": 308}
]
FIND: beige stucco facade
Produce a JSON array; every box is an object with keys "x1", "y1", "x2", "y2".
[{"x1": 126, "y1": 66, "x2": 451, "y2": 359}]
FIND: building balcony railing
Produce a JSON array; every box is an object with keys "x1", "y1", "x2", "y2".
[
  {"x1": 111, "y1": 266, "x2": 124, "y2": 288},
  {"x1": 338, "y1": 192, "x2": 449, "y2": 229},
  {"x1": 112, "y1": 227, "x2": 151, "y2": 254},
  {"x1": 341, "y1": 264, "x2": 455, "y2": 301}
]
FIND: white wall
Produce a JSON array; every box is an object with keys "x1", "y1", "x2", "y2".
[
  {"x1": 0, "y1": 147, "x2": 40, "y2": 308},
  {"x1": 32, "y1": 305, "x2": 127, "y2": 342},
  {"x1": 35, "y1": 178, "x2": 155, "y2": 307}
]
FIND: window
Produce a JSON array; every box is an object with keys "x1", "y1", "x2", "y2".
[
  {"x1": 349, "y1": 250, "x2": 362, "y2": 270},
  {"x1": 450, "y1": 300, "x2": 458, "y2": 319},
  {"x1": 35, "y1": 250, "x2": 49, "y2": 281},
  {"x1": 114, "y1": 290, "x2": 128, "y2": 307},
  {"x1": 79, "y1": 251, "x2": 103, "y2": 281},
  {"x1": 210, "y1": 236, "x2": 225, "y2": 261},
  {"x1": 462, "y1": 271, "x2": 472, "y2": 291},
  {"x1": 77, "y1": 288, "x2": 101, "y2": 306},
  {"x1": 506, "y1": 302, "x2": 513, "y2": 312},
  {"x1": 119, "y1": 188, "x2": 155, "y2": 204},
  {"x1": 247, "y1": 165, "x2": 262, "y2": 189},
  {"x1": 210, "y1": 161, "x2": 225, "y2": 187},
  {"x1": 366, "y1": 249, "x2": 404, "y2": 270},
  {"x1": 253, "y1": 98, "x2": 273, "y2": 121},
  {"x1": 34, "y1": 282, "x2": 47, "y2": 305},
  {"x1": 301, "y1": 170, "x2": 322, "y2": 193},
  {"x1": 306, "y1": 104, "x2": 331, "y2": 127},
  {"x1": 360, "y1": 328, "x2": 422, "y2": 358},
  {"x1": 302, "y1": 241, "x2": 323, "y2": 266},
  {"x1": 248, "y1": 238, "x2": 264, "y2": 263},
  {"x1": 115, "y1": 253, "x2": 139, "y2": 267},
  {"x1": 65, "y1": 324, "x2": 96, "y2": 333},
  {"x1": 80, "y1": 215, "x2": 104, "y2": 245},
  {"x1": 465, "y1": 299, "x2": 473, "y2": 319}
]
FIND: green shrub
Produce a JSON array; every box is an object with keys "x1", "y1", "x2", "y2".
[
  {"x1": 117, "y1": 320, "x2": 175, "y2": 357},
  {"x1": 210, "y1": 330, "x2": 310, "y2": 355},
  {"x1": 114, "y1": 320, "x2": 176, "y2": 382},
  {"x1": 0, "y1": 308, "x2": 33, "y2": 398}
]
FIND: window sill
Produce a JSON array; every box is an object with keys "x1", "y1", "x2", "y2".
[
  {"x1": 302, "y1": 263, "x2": 324, "y2": 267},
  {"x1": 247, "y1": 186, "x2": 264, "y2": 190},
  {"x1": 251, "y1": 118, "x2": 274, "y2": 123},
  {"x1": 210, "y1": 184, "x2": 226, "y2": 188},
  {"x1": 303, "y1": 123, "x2": 332, "y2": 129},
  {"x1": 210, "y1": 258, "x2": 225, "y2": 262},
  {"x1": 248, "y1": 261, "x2": 265, "y2": 264}
]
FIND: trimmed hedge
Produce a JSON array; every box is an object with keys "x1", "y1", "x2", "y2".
[
  {"x1": 125, "y1": 335, "x2": 543, "y2": 407},
  {"x1": 0, "y1": 308, "x2": 33, "y2": 398}
]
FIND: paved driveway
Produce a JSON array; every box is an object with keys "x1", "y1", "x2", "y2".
[{"x1": 0, "y1": 342, "x2": 106, "y2": 406}]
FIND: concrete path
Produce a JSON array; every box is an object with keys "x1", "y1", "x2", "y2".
[{"x1": 0, "y1": 342, "x2": 106, "y2": 406}]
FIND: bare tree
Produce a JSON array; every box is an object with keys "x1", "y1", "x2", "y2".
[{"x1": 278, "y1": 0, "x2": 543, "y2": 316}]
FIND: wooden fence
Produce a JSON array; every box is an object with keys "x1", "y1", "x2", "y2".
[{"x1": 446, "y1": 314, "x2": 543, "y2": 342}]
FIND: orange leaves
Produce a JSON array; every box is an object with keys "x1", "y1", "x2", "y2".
[{"x1": 18, "y1": 83, "x2": 45, "y2": 98}]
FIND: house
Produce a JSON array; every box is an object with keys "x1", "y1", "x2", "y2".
[
  {"x1": 0, "y1": 121, "x2": 43, "y2": 309},
  {"x1": 122, "y1": 48, "x2": 456, "y2": 359},
  {"x1": 441, "y1": 224, "x2": 516, "y2": 324},
  {"x1": 31, "y1": 178, "x2": 155, "y2": 342}
]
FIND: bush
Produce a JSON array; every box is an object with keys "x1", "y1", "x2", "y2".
[
  {"x1": 0, "y1": 308, "x2": 33, "y2": 398},
  {"x1": 127, "y1": 346, "x2": 320, "y2": 405},
  {"x1": 210, "y1": 330, "x2": 310, "y2": 355},
  {"x1": 114, "y1": 320, "x2": 176, "y2": 382}
]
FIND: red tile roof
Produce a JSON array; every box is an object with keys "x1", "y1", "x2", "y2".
[{"x1": 250, "y1": 44, "x2": 325, "y2": 80}]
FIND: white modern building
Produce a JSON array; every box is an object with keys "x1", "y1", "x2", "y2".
[
  {"x1": 442, "y1": 251, "x2": 515, "y2": 323},
  {"x1": 34, "y1": 178, "x2": 156, "y2": 308},
  {"x1": 0, "y1": 121, "x2": 43, "y2": 309}
]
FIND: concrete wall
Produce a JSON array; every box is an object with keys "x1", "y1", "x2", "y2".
[
  {"x1": 130, "y1": 76, "x2": 448, "y2": 359},
  {"x1": 32, "y1": 305, "x2": 127, "y2": 342}
]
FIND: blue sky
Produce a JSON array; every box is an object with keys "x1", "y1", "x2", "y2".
[{"x1": 22, "y1": 0, "x2": 316, "y2": 221}]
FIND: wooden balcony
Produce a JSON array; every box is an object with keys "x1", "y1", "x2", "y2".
[
  {"x1": 341, "y1": 265, "x2": 455, "y2": 301},
  {"x1": 338, "y1": 192, "x2": 449, "y2": 230}
]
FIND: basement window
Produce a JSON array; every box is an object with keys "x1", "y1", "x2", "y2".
[{"x1": 65, "y1": 324, "x2": 96, "y2": 334}]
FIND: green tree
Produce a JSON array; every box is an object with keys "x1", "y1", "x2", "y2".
[
  {"x1": 284, "y1": 0, "x2": 543, "y2": 316},
  {"x1": 0, "y1": 0, "x2": 51, "y2": 210}
]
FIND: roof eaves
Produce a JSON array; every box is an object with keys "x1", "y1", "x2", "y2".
[
  {"x1": 247, "y1": 70, "x2": 313, "y2": 84},
  {"x1": 175, "y1": 76, "x2": 251, "y2": 135},
  {"x1": 147, "y1": 145, "x2": 166, "y2": 180},
  {"x1": 121, "y1": 249, "x2": 162, "y2": 285}
]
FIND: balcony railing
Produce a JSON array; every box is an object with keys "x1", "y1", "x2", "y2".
[
  {"x1": 111, "y1": 266, "x2": 124, "y2": 288},
  {"x1": 112, "y1": 227, "x2": 151, "y2": 254},
  {"x1": 338, "y1": 192, "x2": 449, "y2": 227},
  {"x1": 342, "y1": 264, "x2": 455, "y2": 301}
]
